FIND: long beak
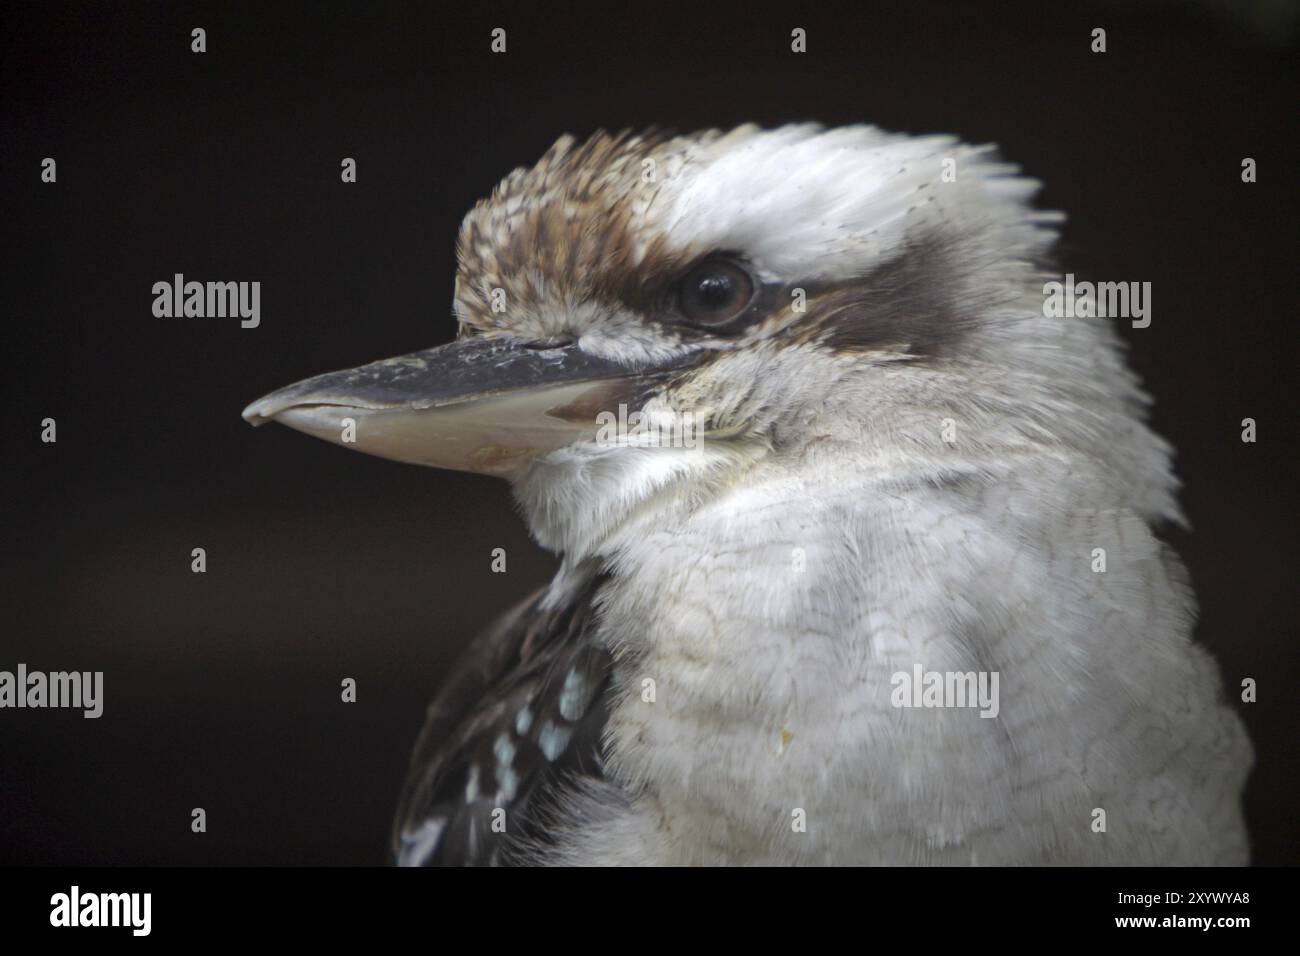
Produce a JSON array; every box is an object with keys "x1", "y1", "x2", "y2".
[{"x1": 242, "y1": 336, "x2": 686, "y2": 476}]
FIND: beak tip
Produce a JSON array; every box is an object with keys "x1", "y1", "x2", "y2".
[{"x1": 241, "y1": 397, "x2": 276, "y2": 427}]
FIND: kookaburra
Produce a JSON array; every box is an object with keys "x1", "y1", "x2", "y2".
[{"x1": 243, "y1": 124, "x2": 1251, "y2": 865}]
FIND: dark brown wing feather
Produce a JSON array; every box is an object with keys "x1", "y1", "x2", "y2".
[{"x1": 391, "y1": 574, "x2": 610, "y2": 866}]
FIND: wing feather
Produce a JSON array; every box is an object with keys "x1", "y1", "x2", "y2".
[{"x1": 391, "y1": 575, "x2": 610, "y2": 866}]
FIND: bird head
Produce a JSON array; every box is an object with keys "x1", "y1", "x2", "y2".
[{"x1": 245, "y1": 124, "x2": 1170, "y2": 556}]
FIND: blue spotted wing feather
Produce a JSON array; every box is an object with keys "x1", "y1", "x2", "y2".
[{"x1": 391, "y1": 577, "x2": 610, "y2": 866}]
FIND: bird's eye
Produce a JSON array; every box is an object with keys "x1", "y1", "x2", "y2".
[{"x1": 677, "y1": 259, "x2": 755, "y2": 326}]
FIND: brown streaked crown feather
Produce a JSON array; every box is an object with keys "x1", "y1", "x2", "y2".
[{"x1": 452, "y1": 128, "x2": 709, "y2": 339}]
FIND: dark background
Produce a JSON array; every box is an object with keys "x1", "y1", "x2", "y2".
[{"x1": 1, "y1": 0, "x2": 1294, "y2": 865}]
